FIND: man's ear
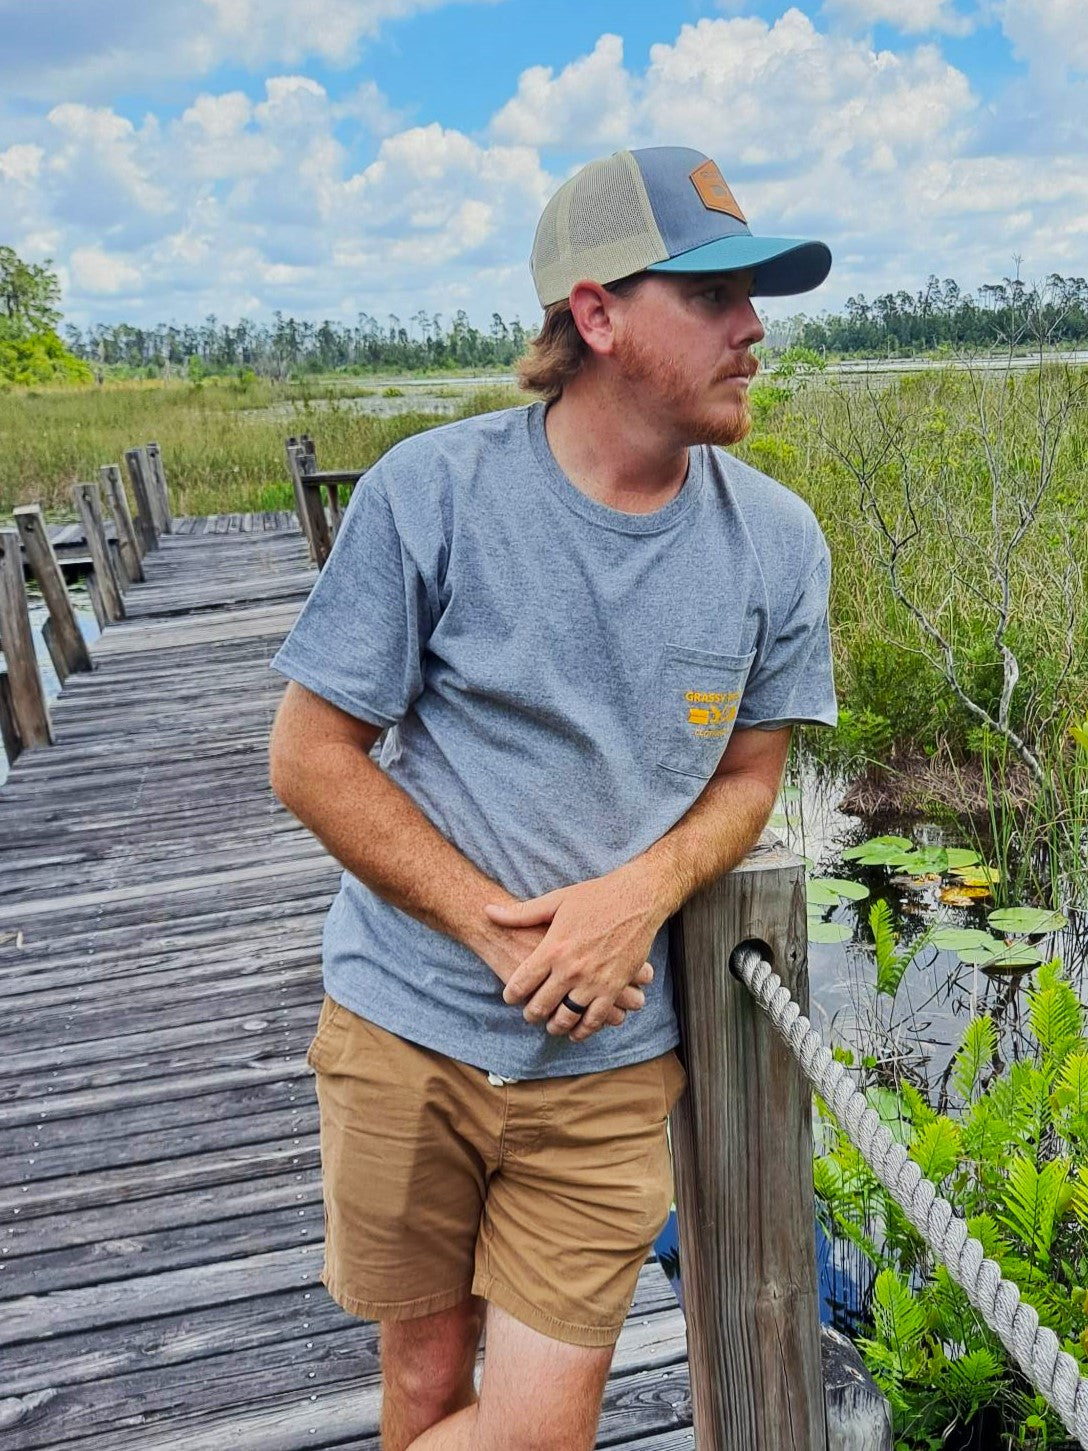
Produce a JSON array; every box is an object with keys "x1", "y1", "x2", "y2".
[{"x1": 567, "y1": 280, "x2": 621, "y2": 359}]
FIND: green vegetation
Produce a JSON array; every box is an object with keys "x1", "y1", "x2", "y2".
[
  {"x1": 0, "y1": 247, "x2": 91, "y2": 386},
  {"x1": 816, "y1": 958, "x2": 1088, "y2": 1449},
  {"x1": 791, "y1": 273, "x2": 1088, "y2": 357}
]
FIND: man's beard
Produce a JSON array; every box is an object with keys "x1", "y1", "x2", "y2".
[{"x1": 612, "y1": 330, "x2": 756, "y2": 446}]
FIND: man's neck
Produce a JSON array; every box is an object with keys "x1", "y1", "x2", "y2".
[{"x1": 543, "y1": 380, "x2": 689, "y2": 516}]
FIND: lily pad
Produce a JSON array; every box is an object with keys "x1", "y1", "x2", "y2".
[
  {"x1": 951, "y1": 864, "x2": 1002, "y2": 887},
  {"x1": 943, "y1": 848, "x2": 981, "y2": 869},
  {"x1": 807, "y1": 877, "x2": 871, "y2": 905},
  {"x1": 841, "y1": 835, "x2": 914, "y2": 866},
  {"x1": 896, "y1": 847, "x2": 950, "y2": 876},
  {"x1": 986, "y1": 907, "x2": 1068, "y2": 935},
  {"x1": 957, "y1": 940, "x2": 1044, "y2": 970},
  {"x1": 807, "y1": 919, "x2": 853, "y2": 944},
  {"x1": 939, "y1": 886, "x2": 991, "y2": 906},
  {"x1": 930, "y1": 927, "x2": 998, "y2": 952}
]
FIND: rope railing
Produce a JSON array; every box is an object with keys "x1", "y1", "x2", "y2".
[{"x1": 731, "y1": 943, "x2": 1088, "y2": 1449}]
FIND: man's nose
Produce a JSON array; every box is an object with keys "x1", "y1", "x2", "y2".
[{"x1": 732, "y1": 298, "x2": 764, "y2": 349}]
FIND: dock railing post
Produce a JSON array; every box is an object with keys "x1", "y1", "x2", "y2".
[
  {"x1": 145, "y1": 442, "x2": 174, "y2": 534},
  {"x1": 100, "y1": 464, "x2": 146, "y2": 582},
  {"x1": 12, "y1": 505, "x2": 94, "y2": 682},
  {"x1": 668, "y1": 832, "x2": 827, "y2": 1451},
  {"x1": 0, "y1": 527, "x2": 54, "y2": 754},
  {"x1": 125, "y1": 447, "x2": 161, "y2": 553},
  {"x1": 72, "y1": 483, "x2": 126, "y2": 623}
]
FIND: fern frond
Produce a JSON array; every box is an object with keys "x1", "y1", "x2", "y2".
[
  {"x1": 1070, "y1": 1164, "x2": 1088, "y2": 1229},
  {"x1": 1051, "y1": 1048, "x2": 1088, "y2": 1145},
  {"x1": 953, "y1": 1016, "x2": 998, "y2": 1103},
  {"x1": 898, "y1": 1079, "x2": 937, "y2": 1127},
  {"x1": 997, "y1": 1154, "x2": 1069, "y2": 1264},
  {"x1": 1028, "y1": 978, "x2": 1084, "y2": 1064},
  {"x1": 910, "y1": 1116, "x2": 963, "y2": 1184},
  {"x1": 870, "y1": 1267, "x2": 928, "y2": 1376}
]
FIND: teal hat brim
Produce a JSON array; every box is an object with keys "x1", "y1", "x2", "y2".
[{"x1": 646, "y1": 234, "x2": 831, "y2": 297}]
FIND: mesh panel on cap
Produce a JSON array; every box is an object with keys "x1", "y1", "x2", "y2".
[
  {"x1": 532, "y1": 198, "x2": 560, "y2": 277},
  {"x1": 530, "y1": 151, "x2": 667, "y2": 306},
  {"x1": 567, "y1": 153, "x2": 655, "y2": 254}
]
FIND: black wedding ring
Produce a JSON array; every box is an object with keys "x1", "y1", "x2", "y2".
[{"x1": 561, "y1": 993, "x2": 588, "y2": 1016}]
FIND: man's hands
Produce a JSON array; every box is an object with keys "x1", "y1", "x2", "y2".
[
  {"x1": 475, "y1": 916, "x2": 653, "y2": 1033},
  {"x1": 484, "y1": 864, "x2": 665, "y2": 1044}
]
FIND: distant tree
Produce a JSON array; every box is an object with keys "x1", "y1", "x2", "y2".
[{"x1": 0, "y1": 246, "x2": 62, "y2": 335}]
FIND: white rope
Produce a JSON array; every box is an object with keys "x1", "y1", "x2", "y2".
[{"x1": 731, "y1": 944, "x2": 1088, "y2": 1449}]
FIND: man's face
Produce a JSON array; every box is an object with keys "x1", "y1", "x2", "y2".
[{"x1": 607, "y1": 270, "x2": 764, "y2": 446}]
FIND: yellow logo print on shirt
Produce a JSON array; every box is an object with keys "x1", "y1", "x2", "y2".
[{"x1": 686, "y1": 688, "x2": 740, "y2": 738}]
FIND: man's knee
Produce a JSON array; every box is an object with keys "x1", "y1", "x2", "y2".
[
  {"x1": 381, "y1": 1296, "x2": 485, "y2": 1411},
  {"x1": 474, "y1": 1303, "x2": 613, "y2": 1451}
]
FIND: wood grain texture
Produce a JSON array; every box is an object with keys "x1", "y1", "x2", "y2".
[
  {"x1": 12, "y1": 505, "x2": 93, "y2": 680},
  {"x1": 145, "y1": 442, "x2": 174, "y2": 534},
  {"x1": 669, "y1": 835, "x2": 826, "y2": 1450},
  {"x1": 100, "y1": 463, "x2": 146, "y2": 578},
  {"x1": 0, "y1": 515, "x2": 693, "y2": 1449},
  {"x1": 71, "y1": 483, "x2": 126, "y2": 622},
  {"x1": 124, "y1": 446, "x2": 160, "y2": 553},
  {"x1": 0, "y1": 527, "x2": 53, "y2": 749}
]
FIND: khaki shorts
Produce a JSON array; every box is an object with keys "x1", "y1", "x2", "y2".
[{"x1": 306, "y1": 994, "x2": 688, "y2": 1348}]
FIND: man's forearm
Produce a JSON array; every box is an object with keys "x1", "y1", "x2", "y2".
[
  {"x1": 626, "y1": 771, "x2": 778, "y2": 922},
  {"x1": 274, "y1": 739, "x2": 513, "y2": 962}
]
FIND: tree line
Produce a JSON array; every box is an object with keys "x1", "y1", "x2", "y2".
[
  {"x1": 61, "y1": 310, "x2": 534, "y2": 378},
  {"x1": 5, "y1": 241, "x2": 1088, "y2": 386},
  {"x1": 791, "y1": 273, "x2": 1088, "y2": 356}
]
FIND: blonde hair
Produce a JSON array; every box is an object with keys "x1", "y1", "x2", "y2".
[{"x1": 517, "y1": 274, "x2": 647, "y2": 403}]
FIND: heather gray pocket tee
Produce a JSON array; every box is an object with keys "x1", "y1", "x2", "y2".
[{"x1": 270, "y1": 402, "x2": 837, "y2": 1078}]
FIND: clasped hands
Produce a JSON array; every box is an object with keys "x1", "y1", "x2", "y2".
[{"x1": 484, "y1": 865, "x2": 664, "y2": 1045}]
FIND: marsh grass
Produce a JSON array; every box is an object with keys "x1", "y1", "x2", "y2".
[{"x1": 3, "y1": 368, "x2": 1084, "y2": 794}]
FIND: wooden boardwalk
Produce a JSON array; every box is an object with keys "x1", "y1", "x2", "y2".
[{"x1": 0, "y1": 515, "x2": 693, "y2": 1449}]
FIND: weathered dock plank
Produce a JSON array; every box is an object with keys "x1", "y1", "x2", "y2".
[{"x1": 0, "y1": 515, "x2": 691, "y2": 1448}]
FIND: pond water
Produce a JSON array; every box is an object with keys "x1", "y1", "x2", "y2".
[{"x1": 778, "y1": 763, "x2": 1086, "y2": 1089}]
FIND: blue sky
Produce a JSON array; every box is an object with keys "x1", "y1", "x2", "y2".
[{"x1": 0, "y1": 0, "x2": 1084, "y2": 331}]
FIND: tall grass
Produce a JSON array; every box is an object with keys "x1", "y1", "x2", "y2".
[{"x1": 3, "y1": 368, "x2": 1085, "y2": 818}]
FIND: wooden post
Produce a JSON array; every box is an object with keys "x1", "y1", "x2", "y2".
[
  {"x1": 12, "y1": 505, "x2": 93, "y2": 681},
  {"x1": 145, "y1": 442, "x2": 174, "y2": 534},
  {"x1": 0, "y1": 528, "x2": 53, "y2": 750},
  {"x1": 101, "y1": 464, "x2": 145, "y2": 580},
  {"x1": 125, "y1": 447, "x2": 160, "y2": 553},
  {"x1": 285, "y1": 440, "x2": 333, "y2": 568},
  {"x1": 284, "y1": 438, "x2": 313, "y2": 562},
  {"x1": 72, "y1": 483, "x2": 126, "y2": 623},
  {"x1": 668, "y1": 834, "x2": 826, "y2": 1451},
  {"x1": 0, "y1": 664, "x2": 21, "y2": 765}
]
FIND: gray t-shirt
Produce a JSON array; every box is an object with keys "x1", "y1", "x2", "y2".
[{"x1": 270, "y1": 401, "x2": 837, "y2": 1078}]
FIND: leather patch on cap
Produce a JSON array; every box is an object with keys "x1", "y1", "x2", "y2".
[{"x1": 690, "y1": 161, "x2": 746, "y2": 221}]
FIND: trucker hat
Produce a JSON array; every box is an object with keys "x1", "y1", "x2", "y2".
[{"x1": 530, "y1": 145, "x2": 831, "y2": 307}]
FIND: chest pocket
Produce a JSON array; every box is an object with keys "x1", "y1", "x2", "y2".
[{"x1": 656, "y1": 644, "x2": 757, "y2": 779}]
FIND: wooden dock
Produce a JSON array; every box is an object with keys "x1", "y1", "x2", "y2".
[{"x1": 0, "y1": 514, "x2": 693, "y2": 1448}]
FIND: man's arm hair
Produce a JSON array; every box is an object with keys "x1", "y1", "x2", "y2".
[
  {"x1": 268, "y1": 681, "x2": 516, "y2": 964},
  {"x1": 625, "y1": 724, "x2": 792, "y2": 920}
]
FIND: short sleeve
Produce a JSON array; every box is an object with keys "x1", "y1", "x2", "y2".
[
  {"x1": 735, "y1": 548, "x2": 838, "y2": 731},
  {"x1": 269, "y1": 474, "x2": 438, "y2": 728}
]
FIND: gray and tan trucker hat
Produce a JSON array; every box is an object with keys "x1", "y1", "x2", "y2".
[{"x1": 530, "y1": 145, "x2": 831, "y2": 306}]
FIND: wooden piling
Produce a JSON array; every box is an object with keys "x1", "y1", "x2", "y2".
[
  {"x1": 669, "y1": 834, "x2": 826, "y2": 1451},
  {"x1": 125, "y1": 447, "x2": 160, "y2": 553},
  {"x1": 0, "y1": 527, "x2": 53, "y2": 750},
  {"x1": 101, "y1": 464, "x2": 145, "y2": 581},
  {"x1": 146, "y1": 442, "x2": 174, "y2": 534},
  {"x1": 12, "y1": 505, "x2": 93, "y2": 681},
  {"x1": 285, "y1": 439, "x2": 333, "y2": 568},
  {"x1": 72, "y1": 483, "x2": 126, "y2": 623}
]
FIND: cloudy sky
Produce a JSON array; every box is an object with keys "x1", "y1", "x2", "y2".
[{"x1": 1, "y1": 0, "x2": 1084, "y2": 333}]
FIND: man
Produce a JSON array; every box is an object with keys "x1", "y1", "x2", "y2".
[{"x1": 268, "y1": 145, "x2": 837, "y2": 1451}]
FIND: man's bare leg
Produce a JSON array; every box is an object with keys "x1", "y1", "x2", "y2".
[
  {"x1": 406, "y1": 1301, "x2": 614, "y2": 1451},
  {"x1": 380, "y1": 1295, "x2": 486, "y2": 1451}
]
